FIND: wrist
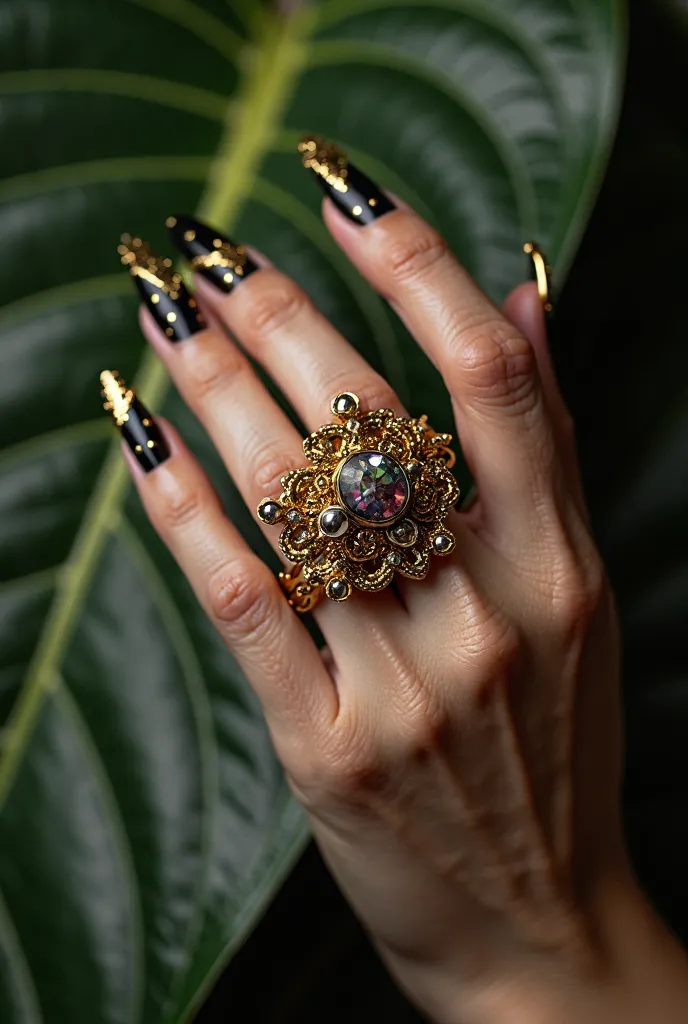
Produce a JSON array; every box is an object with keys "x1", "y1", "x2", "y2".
[{"x1": 383, "y1": 860, "x2": 688, "y2": 1024}]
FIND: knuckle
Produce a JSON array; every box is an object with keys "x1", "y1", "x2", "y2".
[
  {"x1": 406, "y1": 706, "x2": 454, "y2": 761},
  {"x1": 161, "y1": 488, "x2": 205, "y2": 532},
  {"x1": 251, "y1": 443, "x2": 302, "y2": 494},
  {"x1": 250, "y1": 275, "x2": 311, "y2": 339},
  {"x1": 314, "y1": 725, "x2": 388, "y2": 804},
  {"x1": 326, "y1": 373, "x2": 399, "y2": 419},
  {"x1": 552, "y1": 558, "x2": 606, "y2": 630},
  {"x1": 207, "y1": 558, "x2": 275, "y2": 640},
  {"x1": 387, "y1": 225, "x2": 450, "y2": 285},
  {"x1": 457, "y1": 612, "x2": 522, "y2": 699},
  {"x1": 323, "y1": 751, "x2": 388, "y2": 802},
  {"x1": 185, "y1": 343, "x2": 244, "y2": 402},
  {"x1": 449, "y1": 324, "x2": 538, "y2": 416}
]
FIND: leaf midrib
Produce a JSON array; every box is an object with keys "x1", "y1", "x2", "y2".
[{"x1": 0, "y1": 5, "x2": 312, "y2": 811}]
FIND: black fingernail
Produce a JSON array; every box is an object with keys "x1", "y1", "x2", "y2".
[
  {"x1": 166, "y1": 215, "x2": 258, "y2": 294},
  {"x1": 118, "y1": 234, "x2": 207, "y2": 341},
  {"x1": 100, "y1": 370, "x2": 170, "y2": 472},
  {"x1": 298, "y1": 135, "x2": 395, "y2": 225},
  {"x1": 523, "y1": 241, "x2": 554, "y2": 319}
]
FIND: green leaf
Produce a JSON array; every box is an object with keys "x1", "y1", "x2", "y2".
[{"x1": 0, "y1": 0, "x2": 625, "y2": 1021}]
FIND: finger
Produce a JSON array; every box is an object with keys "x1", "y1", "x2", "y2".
[
  {"x1": 103, "y1": 382, "x2": 337, "y2": 739},
  {"x1": 139, "y1": 305, "x2": 307, "y2": 560},
  {"x1": 306, "y1": 147, "x2": 563, "y2": 545},
  {"x1": 503, "y1": 282, "x2": 586, "y2": 515},
  {"x1": 167, "y1": 215, "x2": 408, "y2": 428},
  {"x1": 119, "y1": 229, "x2": 306, "y2": 563}
]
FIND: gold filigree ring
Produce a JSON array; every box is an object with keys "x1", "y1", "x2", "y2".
[{"x1": 257, "y1": 393, "x2": 460, "y2": 613}]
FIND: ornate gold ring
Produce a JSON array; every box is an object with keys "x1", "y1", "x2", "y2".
[{"x1": 257, "y1": 393, "x2": 460, "y2": 613}]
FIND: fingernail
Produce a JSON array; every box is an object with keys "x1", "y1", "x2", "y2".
[
  {"x1": 523, "y1": 241, "x2": 554, "y2": 317},
  {"x1": 118, "y1": 234, "x2": 207, "y2": 341},
  {"x1": 166, "y1": 215, "x2": 258, "y2": 294},
  {"x1": 298, "y1": 135, "x2": 395, "y2": 225},
  {"x1": 100, "y1": 370, "x2": 170, "y2": 472}
]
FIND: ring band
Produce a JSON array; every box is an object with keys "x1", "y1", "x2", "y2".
[{"x1": 258, "y1": 392, "x2": 460, "y2": 612}]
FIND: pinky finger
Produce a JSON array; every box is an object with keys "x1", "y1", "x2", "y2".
[
  {"x1": 502, "y1": 281, "x2": 587, "y2": 517},
  {"x1": 100, "y1": 371, "x2": 337, "y2": 743}
]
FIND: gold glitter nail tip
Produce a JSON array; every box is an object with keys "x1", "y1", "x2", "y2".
[
  {"x1": 298, "y1": 135, "x2": 350, "y2": 193},
  {"x1": 99, "y1": 370, "x2": 170, "y2": 471}
]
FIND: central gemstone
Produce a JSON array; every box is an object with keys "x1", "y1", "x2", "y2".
[{"x1": 337, "y1": 450, "x2": 409, "y2": 523}]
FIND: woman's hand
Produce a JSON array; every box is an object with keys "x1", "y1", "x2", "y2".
[{"x1": 109, "y1": 148, "x2": 688, "y2": 1023}]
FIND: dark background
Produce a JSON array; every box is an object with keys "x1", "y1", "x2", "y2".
[{"x1": 198, "y1": 1, "x2": 688, "y2": 1019}]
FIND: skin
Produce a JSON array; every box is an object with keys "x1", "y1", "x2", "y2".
[{"x1": 129, "y1": 201, "x2": 688, "y2": 1023}]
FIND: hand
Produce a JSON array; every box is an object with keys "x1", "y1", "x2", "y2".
[{"x1": 109, "y1": 151, "x2": 687, "y2": 1023}]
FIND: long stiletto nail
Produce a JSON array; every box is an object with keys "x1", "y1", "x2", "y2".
[
  {"x1": 523, "y1": 241, "x2": 554, "y2": 317},
  {"x1": 298, "y1": 135, "x2": 395, "y2": 225},
  {"x1": 118, "y1": 234, "x2": 207, "y2": 341},
  {"x1": 166, "y1": 215, "x2": 258, "y2": 294},
  {"x1": 100, "y1": 370, "x2": 170, "y2": 472}
]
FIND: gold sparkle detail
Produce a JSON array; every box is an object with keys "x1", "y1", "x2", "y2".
[
  {"x1": 191, "y1": 239, "x2": 247, "y2": 273},
  {"x1": 100, "y1": 370, "x2": 134, "y2": 428},
  {"x1": 184, "y1": 229, "x2": 196, "y2": 242},
  {"x1": 166, "y1": 216, "x2": 178, "y2": 228},
  {"x1": 118, "y1": 234, "x2": 184, "y2": 300},
  {"x1": 298, "y1": 135, "x2": 349, "y2": 194}
]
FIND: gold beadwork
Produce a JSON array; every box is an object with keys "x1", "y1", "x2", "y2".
[
  {"x1": 278, "y1": 563, "x2": 322, "y2": 614},
  {"x1": 100, "y1": 370, "x2": 134, "y2": 427},
  {"x1": 298, "y1": 135, "x2": 349, "y2": 194},
  {"x1": 523, "y1": 241, "x2": 554, "y2": 314},
  {"x1": 119, "y1": 234, "x2": 184, "y2": 300},
  {"x1": 259, "y1": 393, "x2": 460, "y2": 611}
]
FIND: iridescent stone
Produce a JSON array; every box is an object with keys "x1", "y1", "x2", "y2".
[
  {"x1": 386, "y1": 551, "x2": 402, "y2": 566},
  {"x1": 287, "y1": 509, "x2": 302, "y2": 523},
  {"x1": 337, "y1": 450, "x2": 409, "y2": 524}
]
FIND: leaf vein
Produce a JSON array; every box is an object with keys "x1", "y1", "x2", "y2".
[
  {"x1": 55, "y1": 682, "x2": 146, "y2": 1024},
  {"x1": 0, "y1": 69, "x2": 228, "y2": 121},
  {"x1": 115, "y1": 516, "x2": 219, "y2": 1019},
  {"x1": 0, "y1": 889, "x2": 44, "y2": 1023}
]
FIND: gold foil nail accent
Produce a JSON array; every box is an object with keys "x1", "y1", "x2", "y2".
[
  {"x1": 523, "y1": 241, "x2": 554, "y2": 314},
  {"x1": 191, "y1": 240, "x2": 247, "y2": 272},
  {"x1": 100, "y1": 370, "x2": 134, "y2": 428},
  {"x1": 119, "y1": 234, "x2": 184, "y2": 300},
  {"x1": 298, "y1": 135, "x2": 349, "y2": 193}
]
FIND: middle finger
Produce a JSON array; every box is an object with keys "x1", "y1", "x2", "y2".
[{"x1": 167, "y1": 214, "x2": 408, "y2": 429}]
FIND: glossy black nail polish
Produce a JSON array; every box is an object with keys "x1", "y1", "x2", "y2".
[
  {"x1": 100, "y1": 370, "x2": 170, "y2": 472},
  {"x1": 166, "y1": 215, "x2": 258, "y2": 294},
  {"x1": 118, "y1": 234, "x2": 207, "y2": 341},
  {"x1": 298, "y1": 135, "x2": 395, "y2": 225}
]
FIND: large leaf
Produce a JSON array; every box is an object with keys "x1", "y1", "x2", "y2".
[{"x1": 0, "y1": 1, "x2": 624, "y2": 1021}]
